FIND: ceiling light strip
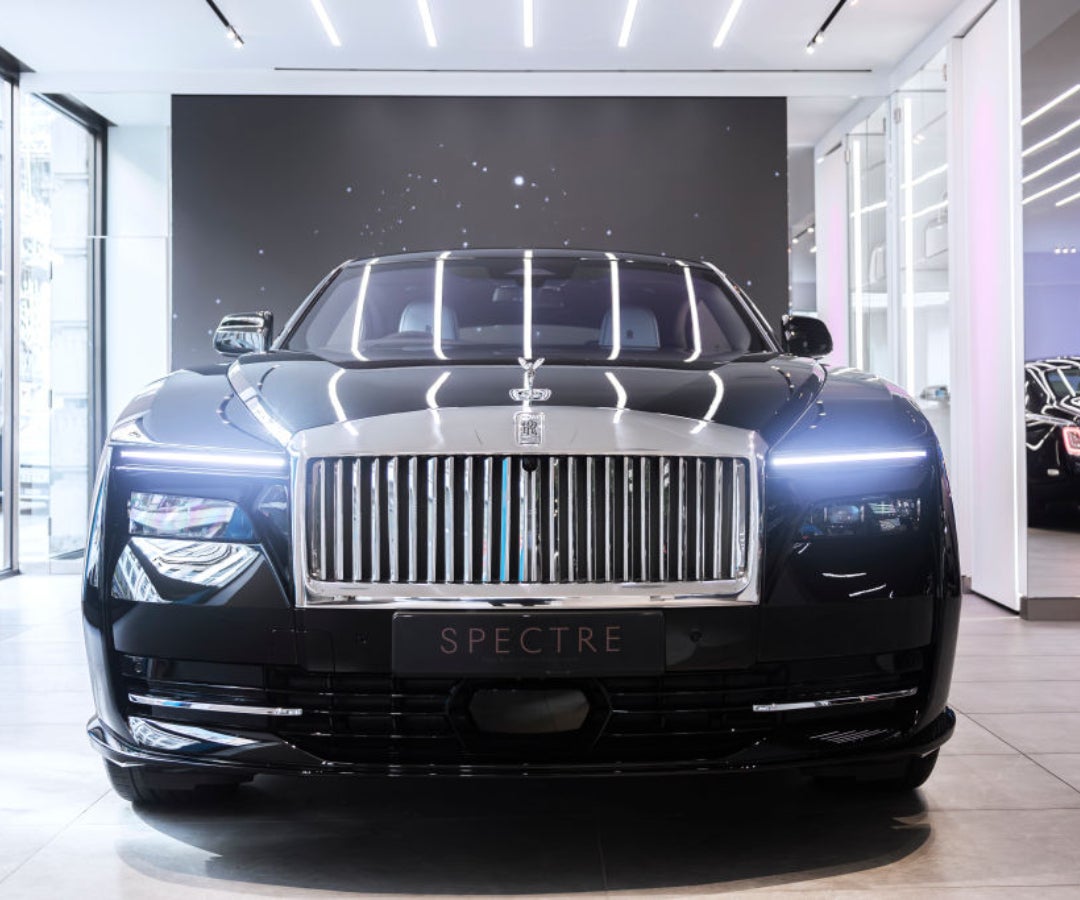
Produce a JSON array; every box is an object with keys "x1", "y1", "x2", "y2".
[
  {"x1": 1023, "y1": 84, "x2": 1080, "y2": 127},
  {"x1": 1023, "y1": 169, "x2": 1080, "y2": 205},
  {"x1": 202, "y1": 0, "x2": 244, "y2": 47},
  {"x1": 523, "y1": 0, "x2": 534, "y2": 48},
  {"x1": 618, "y1": 0, "x2": 639, "y2": 48},
  {"x1": 417, "y1": 0, "x2": 438, "y2": 47},
  {"x1": 1055, "y1": 187, "x2": 1080, "y2": 208},
  {"x1": 712, "y1": 0, "x2": 745, "y2": 49},
  {"x1": 310, "y1": 0, "x2": 341, "y2": 46},
  {"x1": 1023, "y1": 144, "x2": 1080, "y2": 184},
  {"x1": 1023, "y1": 116, "x2": 1080, "y2": 158}
]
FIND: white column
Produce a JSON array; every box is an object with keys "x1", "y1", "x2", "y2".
[
  {"x1": 105, "y1": 122, "x2": 171, "y2": 429},
  {"x1": 947, "y1": 0, "x2": 1026, "y2": 610}
]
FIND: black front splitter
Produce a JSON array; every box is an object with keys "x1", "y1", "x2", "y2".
[{"x1": 87, "y1": 707, "x2": 955, "y2": 780}]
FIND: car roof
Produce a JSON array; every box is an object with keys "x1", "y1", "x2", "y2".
[{"x1": 341, "y1": 248, "x2": 726, "y2": 275}]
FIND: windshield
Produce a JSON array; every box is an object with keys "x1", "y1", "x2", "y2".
[
  {"x1": 283, "y1": 254, "x2": 771, "y2": 365},
  {"x1": 1046, "y1": 367, "x2": 1080, "y2": 400}
]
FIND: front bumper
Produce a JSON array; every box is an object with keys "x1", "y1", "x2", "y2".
[{"x1": 88, "y1": 706, "x2": 955, "y2": 778}]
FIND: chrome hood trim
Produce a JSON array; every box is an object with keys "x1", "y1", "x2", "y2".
[{"x1": 289, "y1": 406, "x2": 765, "y2": 609}]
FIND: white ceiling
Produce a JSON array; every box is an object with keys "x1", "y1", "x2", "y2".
[{"x1": 0, "y1": 0, "x2": 970, "y2": 145}]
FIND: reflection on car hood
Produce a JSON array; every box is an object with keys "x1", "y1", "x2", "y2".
[
  {"x1": 122, "y1": 353, "x2": 934, "y2": 457},
  {"x1": 228, "y1": 354, "x2": 826, "y2": 446}
]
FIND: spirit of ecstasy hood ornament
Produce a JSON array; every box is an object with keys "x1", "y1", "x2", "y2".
[
  {"x1": 512, "y1": 358, "x2": 549, "y2": 446},
  {"x1": 510, "y1": 357, "x2": 552, "y2": 403}
]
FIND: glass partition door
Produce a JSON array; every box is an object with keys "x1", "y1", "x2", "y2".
[
  {"x1": 898, "y1": 51, "x2": 950, "y2": 461},
  {"x1": 847, "y1": 102, "x2": 892, "y2": 381}
]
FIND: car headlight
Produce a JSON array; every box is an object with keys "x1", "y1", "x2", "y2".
[
  {"x1": 798, "y1": 495, "x2": 921, "y2": 539},
  {"x1": 128, "y1": 492, "x2": 256, "y2": 541}
]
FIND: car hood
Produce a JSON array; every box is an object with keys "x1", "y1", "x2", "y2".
[{"x1": 225, "y1": 353, "x2": 827, "y2": 446}]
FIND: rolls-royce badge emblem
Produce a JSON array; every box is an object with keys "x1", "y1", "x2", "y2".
[
  {"x1": 510, "y1": 357, "x2": 552, "y2": 403},
  {"x1": 515, "y1": 410, "x2": 544, "y2": 446},
  {"x1": 512, "y1": 358, "x2": 548, "y2": 446}
]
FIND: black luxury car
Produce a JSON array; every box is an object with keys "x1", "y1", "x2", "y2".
[
  {"x1": 1025, "y1": 357, "x2": 1080, "y2": 518},
  {"x1": 84, "y1": 249, "x2": 959, "y2": 804}
]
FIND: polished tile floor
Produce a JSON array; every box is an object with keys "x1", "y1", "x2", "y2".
[{"x1": 4, "y1": 575, "x2": 1080, "y2": 897}]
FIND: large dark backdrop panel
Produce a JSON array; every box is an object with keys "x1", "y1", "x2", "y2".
[{"x1": 172, "y1": 95, "x2": 788, "y2": 367}]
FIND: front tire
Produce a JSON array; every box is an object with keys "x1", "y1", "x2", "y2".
[{"x1": 105, "y1": 761, "x2": 249, "y2": 806}]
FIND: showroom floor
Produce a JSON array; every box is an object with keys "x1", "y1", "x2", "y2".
[{"x1": 4, "y1": 577, "x2": 1080, "y2": 897}]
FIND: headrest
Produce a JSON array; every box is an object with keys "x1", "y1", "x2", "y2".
[
  {"x1": 599, "y1": 306, "x2": 660, "y2": 349},
  {"x1": 398, "y1": 302, "x2": 458, "y2": 340}
]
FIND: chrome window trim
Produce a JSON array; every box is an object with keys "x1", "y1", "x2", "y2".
[{"x1": 288, "y1": 407, "x2": 765, "y2": 609}]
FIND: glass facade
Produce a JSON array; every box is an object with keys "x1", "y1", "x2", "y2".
[
  {"x1": 0, "y1": 80, "x2": 10, "y2": 570},
  {"x1": 17, "y1": 94, "x2": 95, "y2": 566}
]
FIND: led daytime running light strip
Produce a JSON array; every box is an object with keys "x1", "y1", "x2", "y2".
[
  {"x1": 771, "y1": 449, "x2": 927, "y2": 468},
  {"x1": 119, "y1": 448, "x2": 288, "y2": 470}
]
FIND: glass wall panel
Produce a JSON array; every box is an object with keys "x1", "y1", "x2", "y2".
[
  {"x1": 1020, "y1": 1, "x2": 1080, "y2": 597},
  {"x1": 0, "y1": 80, "x2": 10, "y2": 571},
  {"x1": 17, "y1": 94, "x2": 93, "y2": 568},
  {"x1": 847, "y1": 102, "x2": 891, "y2": 380},
  {"x1": 898, "y1": 50, "x2": 951, "y2": 461}
]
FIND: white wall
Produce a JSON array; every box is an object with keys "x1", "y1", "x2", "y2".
[
  {"x1": 813, "y1": 144, "x2": 850, "y2": 365},
  {"x1": 104, "y1": 122, "x2": 170, "y2": 428},
  {"x1": 948, "y1": 0, "x2": 1027, "y2": 609}
]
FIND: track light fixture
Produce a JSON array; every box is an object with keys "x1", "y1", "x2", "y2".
[
  {"x1": 203, "y1": 0, "x2": 244, "y2": 47},
  {"x1": 806, "y1": 0, "x2": 851, "y2": 54}
]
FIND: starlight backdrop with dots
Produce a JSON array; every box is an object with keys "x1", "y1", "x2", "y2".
[{"x1": 172, "y1": 95, "x2": 788, "y2": 368}]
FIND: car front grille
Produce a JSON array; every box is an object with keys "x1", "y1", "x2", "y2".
[{"x1": 304, "y1": 454, "x2": 749, "y2": 586}]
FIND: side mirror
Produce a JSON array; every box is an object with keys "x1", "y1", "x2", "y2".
[
  {"x1": 781, "y1": 314, "x2": 832, "y2": 359},
  {"x1": 213, "y1": 311, "x2": 274, "y2": 356}
]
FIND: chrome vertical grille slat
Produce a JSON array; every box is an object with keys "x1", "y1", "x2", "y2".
[
  {"x1": 407, "y1": 457, "x2": 419, "y2": 584},
  {"x1": 481, "y1": 457, "x2": 493, "y2": 584},
  {"x1": 426, "y1": 457, "x2": 438, "y2": 583},
  {"x1": 462, "y1": 457, "x2": 474, "y2": 583},
  {"x1": 333, "y1": 460, "x2": 345, "y2": 582},
  {"x1": 351, "y1": 460, "x2": 362, "y2": 582},
  {"x1": 306, "y1": 453, "x2": 750, "y2": 588},
  {"x1": 370, "y1": 459, "x2": 381, "y2": 582},
  {"x1": 386, "y1": 458, "x2": 399, "y2": 583},
  {"x1": 443, "y1": 457, "x2": 455, "y2": 583},
  {"x1": 658, "y1": 456, "x2": 670, "y2": 581}
]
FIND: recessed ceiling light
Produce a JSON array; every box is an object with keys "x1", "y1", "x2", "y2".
[
  {"x1": 618, "y1": 0, "x2": 638, "y2": 48},
  {"x1": 417, "y1": 0, "x2": 437, "y2": 47},
  {"x1": 524, "y1": 0, "x2": 534, "y2": 47},
  {"x1": 310, "y1": 0, "x2": 341, "y2": 47},
  {"x1": 805, "y1": 44, "x2": 815, "y2": 55},
  {"x1": 712, "y1": 0, "x2": 745, "y2": 50},
  {"x1": 204, "y1": 1, "x2": 244, "y2": 48}
]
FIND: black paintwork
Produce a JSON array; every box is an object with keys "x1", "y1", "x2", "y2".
[{"x1": 83, "y1": 250, "x2": 960, "y2": 782}]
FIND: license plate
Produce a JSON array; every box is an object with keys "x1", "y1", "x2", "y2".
[{"x1": 391, "y1": 611, "x2": 665, "y2": 676}]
